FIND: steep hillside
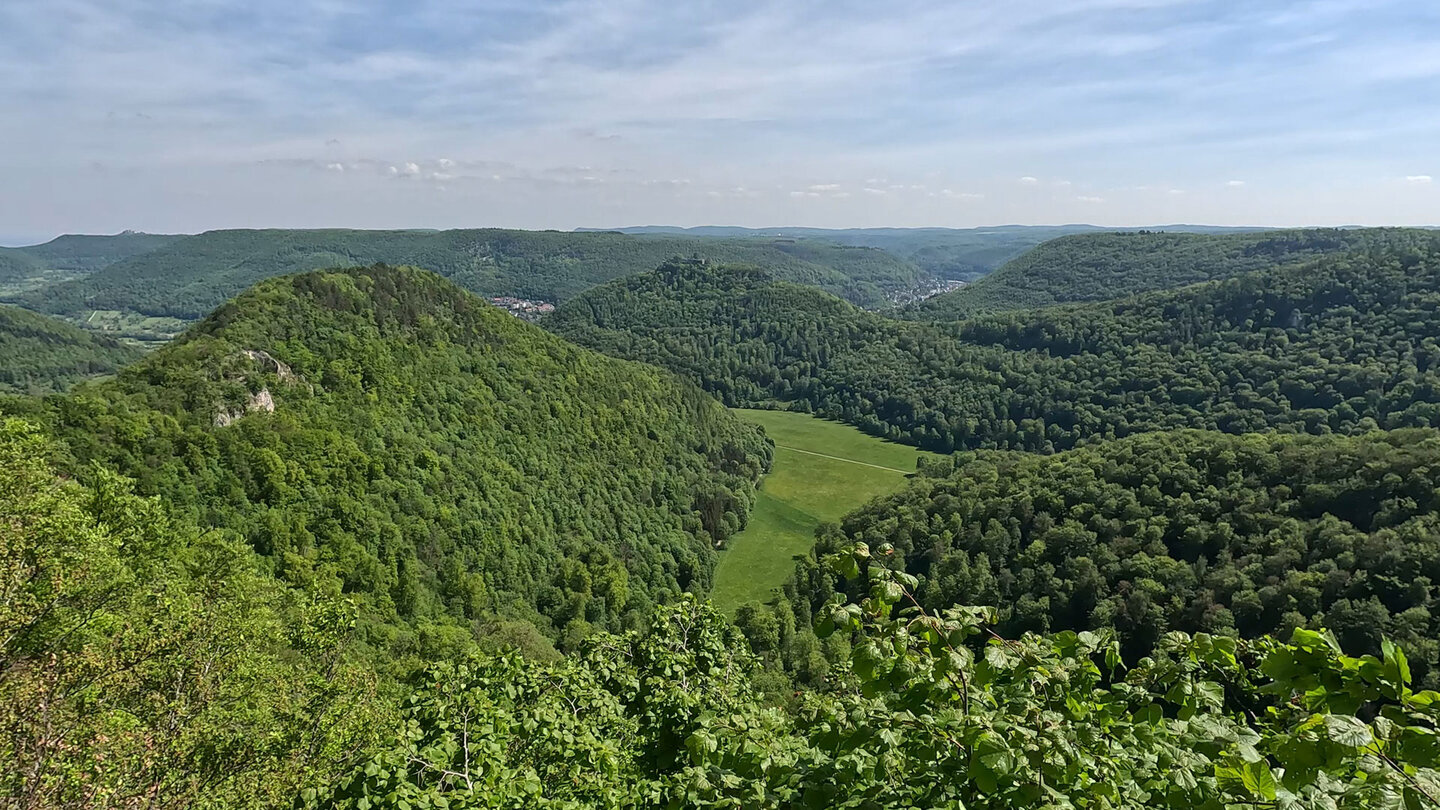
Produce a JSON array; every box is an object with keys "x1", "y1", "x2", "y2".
[
  {"x1": 20, "y1": 227, "x2": 924, "y2": 322},
  {"x1": 0, "y1": 304, "x2": 145, "y2": 392},
  {"x1": 903, "y1": 227, "x2": 1437, "y2": 318},
  {"x1": 13, "y1": 231, "x2": 184, "y2": 273},
  {"x1": 787, "y1": 429, "x2": 1440, "y2": 685},
  {"x1": 5, "y1": 264, "x2": 771, "y2": 657},
  {"x1": 0, "y1": 231, "x2": 182, "y2": 296},
  {"x1": 0, "y1": 247, "x2": 45, "y2": 290},
  {"x1": 551, "y1": 241, "x2": 1440, "y2": 452}
]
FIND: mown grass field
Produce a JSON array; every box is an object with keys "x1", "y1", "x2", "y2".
[{"x1": 710, "y1": 409, "x2": 940, "y2": 611}]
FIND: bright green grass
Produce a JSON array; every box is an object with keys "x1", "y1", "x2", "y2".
[{"x1": 710, "y1": 409, "x2": 941, "y2": 611}]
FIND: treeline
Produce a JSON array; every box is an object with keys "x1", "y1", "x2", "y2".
[
  {"x1": 903, "y1": 227, "x2": 1439, "y2": 319},
  {"x1": 16, "y1": 228, "x2": 925, "y2": 321},
  {"x1": 550, "y1": 241, "x2": 1440, "y2": 452},
  {"x1": 3, "y1": 265, "x2": 771, "y2": 666},
  {"x1": 0, "y1": 304, "x2": 144, "y2": 393}
]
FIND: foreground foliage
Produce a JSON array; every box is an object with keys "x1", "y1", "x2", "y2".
[
  {"x1": 0, "y1": 419, "x2": 384, "y2": 808},
  {"x1": 310, "y1": 587, "x2": 1440, "y2": 809}
]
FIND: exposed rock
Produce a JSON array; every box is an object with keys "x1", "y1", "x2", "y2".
[
  {"x1": 213, "y1": 387, "x2": 277, "y2": 427},
  {"x1": 239, "y1": 349, "x2": 297, "y2": 382}
]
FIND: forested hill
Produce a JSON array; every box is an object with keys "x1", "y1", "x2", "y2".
[
  {"x1": 3, "y1": 264, "x2": 771, "y2": 660},
  {"x1": 789, "y1": 429, "x2": 1440, "y2": 687},
  {"x1": 0, "y1": 304, "x2": 144, "y2": 393},
  {"x1": 902, "y1": 227, "x2": 1437, "y2": 319},
  {"x1": 550, "y1": 241, "x2": 1440, "y2": 452},
  {"x1": 0, "y1": 231, "x2": 184, "y2": 295},
  {"x1": 16, "y1": 227, "x2": 924, "y2": 322}
]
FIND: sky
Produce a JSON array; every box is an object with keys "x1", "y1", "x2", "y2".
[{"x1": 2, "y1": 0, "x2": 1438, "y2": 243}]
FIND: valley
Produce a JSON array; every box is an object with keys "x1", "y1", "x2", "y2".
[{"x1": 709, "y1": 409, "x2": 937, "y2": 611}]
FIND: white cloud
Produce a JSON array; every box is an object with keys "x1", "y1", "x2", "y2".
[
  {"x1": 1019, "y1": 176, "x2": 1040, "y2": 185},
  {"x1": 1226, "y1": 180, "x2": 1247, "y2": 187},
  {"x1": 808, "y1": 184, "x2": 842, "y2": 192},
  {"x1": 1405, "y1": 175, "x2": 1433, "y2": 184},
  {"x1": 1077, "y1": 195, "x2": 1104, "y2": 203},
  {"x1": 325, "y1": 162, "x2": 345, "y2": 172},
  {"x1": 863, "y1": 187, "x2": 887, "y2": 195}
]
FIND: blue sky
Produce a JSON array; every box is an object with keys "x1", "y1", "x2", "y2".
[{"x1": 2, "y1": 0, "x2": 1437, "y2": 241}]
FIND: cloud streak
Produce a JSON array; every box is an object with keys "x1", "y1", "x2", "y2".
[{"x1": 2, "y1": 0, "x2": 1439, "y2": 235}]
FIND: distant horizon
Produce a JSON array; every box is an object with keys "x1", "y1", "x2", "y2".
[{"x1": 9, "y1": 220, "x2": 1440, "y2": 249}]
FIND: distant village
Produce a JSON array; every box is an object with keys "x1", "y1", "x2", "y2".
[
  {"x1": 885, "y1": 278, "x2": 967, "y2": 306},
  {"x1": 487, "y1": 296, "x2": 555, "y2": 321}
]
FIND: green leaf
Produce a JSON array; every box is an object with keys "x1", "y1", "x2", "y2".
[
  {"x1": 1239, "y1": 760, "x2": 1278, "y2": 800},
  {"x1": 1324, "y1": 714, "x2": 1373, "y2": 748}
]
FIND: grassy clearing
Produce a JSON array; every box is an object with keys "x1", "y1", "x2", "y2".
[{"x1": 710, "y1": 409, "x2": 940, "y2": 612}]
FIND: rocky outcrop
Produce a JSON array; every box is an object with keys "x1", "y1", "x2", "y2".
[
  {"x1": 212, "y1": 349, "x2": 305, "y2": 427},
  {"x1": 213, "y1": 388, "x2": 276, "y2": 427}
]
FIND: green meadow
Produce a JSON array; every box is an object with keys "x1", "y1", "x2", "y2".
[{"x1": 710, "y1": 409, "x2": 940, "y2": 611}]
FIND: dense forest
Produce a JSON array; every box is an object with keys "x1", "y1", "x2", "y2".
[
  {"x1": 550, "y1": 239, "x2": 1440, "y2": 452},
  {"x1": 0, "y1": 304, "x2": 144, "y2": 393},
  {"x1": 0, "y1": 231, "x2": 184, "y2": 296},
  {"x1": 2, "y1": 265, "x2": 771, "y2": 664},
  {"x1": 4, "y1": 243, "x2": 1440, "y2": 807},
  {"x1": 6, "y1": 427, "x2": 1436, "y2": 806},
  {"x1": 778, "y1": 429, "x2": 1440, "y2": 688},
  {"x1": 13, "y1": 228, "x2": 925, "y2": 322},
  {"x1": 903, "y1": 228, "x2": 1439, "y2": 319}
]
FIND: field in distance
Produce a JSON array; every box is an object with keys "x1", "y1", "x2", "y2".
[{"x1": 710, "y1": 409, "x2": 941, "y2": 611}]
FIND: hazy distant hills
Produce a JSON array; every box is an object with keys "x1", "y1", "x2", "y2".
[
  {"x1": 0, "y1": 231, "x2": 184, "y2": 295},
  {"x1": 6, "y1": 228, "x2": 929, "y2": 332},
  {"x1": 902, "y1": 227, "x2": 1439, "y2": 319},
  {"x1": 583, "y1": 224, "x2": 1267, "y2": 281}
]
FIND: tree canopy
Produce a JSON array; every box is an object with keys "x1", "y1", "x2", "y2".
[
  {"x1": 550, "y1": 239, "x2": 1440, "y2": 453},
  {"x1": 4, "y1": 264, "x2": 772, "y2": 666}
]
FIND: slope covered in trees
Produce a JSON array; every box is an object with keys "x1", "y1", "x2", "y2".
[
  {"x1": 3, "y1": 264, "x2": 771, "y2": 661},
  {"x1": 550, "y1": 240, "x2": 1440, "y2": 452},
  {"x1": 0, "y1": 304, "x2": 144, "y2": 393},
  {"x1": 17, "y1": 228, "x2": 924, "y2": 322},
  {"x1": 783, "y1": 429, "x2": 1440, "y2": 688},
  {"x1": 0, "y1": 232, "x2": 183, "y2": 296},
  {"x1": 904, "y1": 227, "x2": 1437, "y2": 319}
]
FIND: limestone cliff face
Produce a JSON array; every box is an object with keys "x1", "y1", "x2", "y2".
[{"x1": 212, "y1": 349, "x2": 305, "y2": 427}]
